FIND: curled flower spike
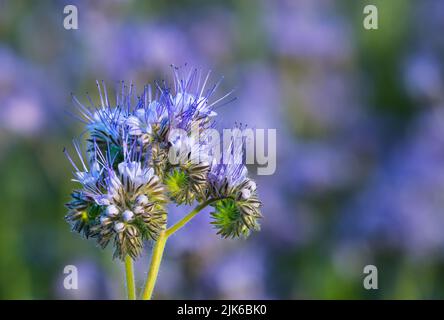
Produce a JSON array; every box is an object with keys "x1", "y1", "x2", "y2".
[
  {"x1": 65, "y1": 138, "x2": 167, "y2": 259},
  {"x1": 207, "y1": 130, "x2": 262, "y2": 238},
  {"x1": 65, "y1": 67, "x2": 263, "y2": 299}
]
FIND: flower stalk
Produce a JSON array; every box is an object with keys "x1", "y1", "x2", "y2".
[
  {"x1": 124, "y1": 255, "x2": 136, "y2": 300},
  {"x1": 141, "y1": 230, "x2": 168, "y2": 300},
  {"x1": 141, "y1": 198, "x2": 222, "y2": 300},
  {"x1": 166, "y1": 198, "x2": 223, "y2": 237}
]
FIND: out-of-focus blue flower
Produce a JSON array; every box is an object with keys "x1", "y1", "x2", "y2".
[
  {"x1": 83, "y1": 8, "x2": 196, "y2": 79},
  {"x1": 404, "y1": 52, "x2": 443, "y2": 101},
  {"x1": 189, "y1": 10, "x2": 235, "y2": 62},
  {"x1": 340, "y1": 108, "x2": 444, "y2": 257},
  {"x1": 54, "y1": 260, "x2": 117, "y2": 299},
  {"x1": 202, "y1": 244, "x2": 267, "y2": 299},
  {"x1": 0, "y1": 47, "x2": 47, "y2": 136},
  {"x1": 416, "y1": 0, "x2": 444, "y2": 50},
  {"x1": 265, "y1": 0, "x2": 352, "y2": 63}
]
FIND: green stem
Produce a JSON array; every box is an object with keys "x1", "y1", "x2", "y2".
[
  {"x1": 141, "y1": 230, "x2": 167, "y2": 300},
  {"x1": 165, "y1": 198, "x2": 222, "y2": 237},
  {"x1": 141, "y1": 198, "x2": 223, "y2": 300},
  {"x1": 124, "y1": 255, "x2": 136, "y2": 300}
]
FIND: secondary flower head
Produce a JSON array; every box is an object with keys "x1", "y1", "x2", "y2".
[{"x1": 207, "y1": 130, "x2": 262, "y2": 238}]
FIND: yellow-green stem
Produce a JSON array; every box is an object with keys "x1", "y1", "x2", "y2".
[
  {"x1": 124, "y1": 255, "x2": 136, "y2": 300},
  {"x1": 165, "y1": 198, "x2": 222, "y2": 237},
  {"x1": 141, "y1": 198, "x2": 223, "y2": 300},
  {"x1": 141, "y1": 230, "x2": 167, "y2": 300}
]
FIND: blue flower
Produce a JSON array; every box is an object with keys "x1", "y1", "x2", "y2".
[
  {"x1": 65, "y1": 136, "x2": 167, "y2": 259},
  {"x1": 65, "y1": 67, "x2": 261, "y2": 258}
]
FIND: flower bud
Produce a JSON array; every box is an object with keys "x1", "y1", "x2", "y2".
[
  {"x1": 133, "y1": 206, "x2": 144, "y2": 214},
  {"x1": 247, "y1": 180, "x2": 257, "y2": 191},
  {"x1": 241, "y1": 188, "x2": 252, "y2": 200},
  {"x1": 114, "y1": 222, "x2": 125, "y2": 233},
  {"x1": 106, "y1": 205, "x2": 119, "y2": 217},
  {"x1": 122, "y1": 210, "x2": 134, "y2": 222},
  {"x1": 135, "y1": 194, "x2": 149, "y2": 206},
  {"x1": 100, "y1": 215, "x2": 110, "y2": 226}
]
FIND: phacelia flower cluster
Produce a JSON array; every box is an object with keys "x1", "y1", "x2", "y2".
[{"x1": 65, "y1": 68, "x2": 262, "y2": 259}]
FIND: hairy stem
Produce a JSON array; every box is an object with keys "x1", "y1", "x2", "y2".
[
  {"x1": 141, "y1": 230, "x2": 167, "y2": 300},
  {"x1": 141, "y1": 198, "x2": 223, "y2": 300},
  {"x1": 165, "y1": 198, "x2": 222, "y2": 237},
  {"x1": 124, "y1": 255, "x2": 136, "y2": 300}
]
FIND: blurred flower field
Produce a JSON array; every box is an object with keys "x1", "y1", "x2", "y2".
[{"x1": 1, "y1": 0, "x2": 444, "y2": 299}]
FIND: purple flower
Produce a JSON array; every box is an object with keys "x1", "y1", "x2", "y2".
[{"x1": 341, "y1": 108, "x2": 444, "y2": 257}]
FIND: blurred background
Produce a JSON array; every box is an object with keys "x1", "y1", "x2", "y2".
[{"x1": 1, "y1": 0, "x2": 444, "y2": 299}]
